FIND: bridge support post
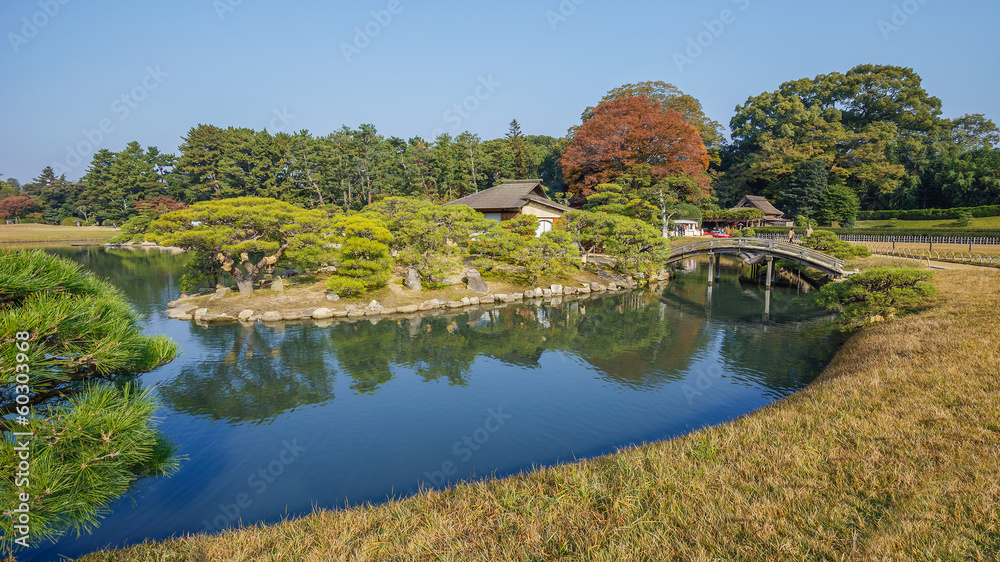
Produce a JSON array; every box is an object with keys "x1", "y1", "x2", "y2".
[
  {"x1": 714, "y1": 254, "x2": 721, "y2": 280},
  {"x1": 765, "y1": 257, "x2": 773, "y2": 290},
  {"x1": 707, "y1": 253, "x2": 715, "y2": 286},
  {"x1": 764, "y1": 287, "x2": 771, "y2": 319}
]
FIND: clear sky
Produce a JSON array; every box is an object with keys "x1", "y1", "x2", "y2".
[{"x1": 2, "y1": 0, "x2": 998, "y2": 182}]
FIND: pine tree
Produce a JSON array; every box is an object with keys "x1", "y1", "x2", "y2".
[
  {"x1": 506, "y1": 119, "x2": 529, "y2": 179},
  {"x1": 1, "y1": 250, "x2": 179, "y2": 553}
]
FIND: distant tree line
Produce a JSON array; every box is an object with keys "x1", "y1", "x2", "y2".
[{"x1": 3, "y1": 64, "x2": 998, "y2": 229}]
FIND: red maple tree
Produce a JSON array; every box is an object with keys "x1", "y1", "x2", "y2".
[
  {"x1": 0, "y1": 195, "x2": 38, "y2": 220},
  {"x1": 560, "y1": 95, "x2": 710, "y2": 199}
]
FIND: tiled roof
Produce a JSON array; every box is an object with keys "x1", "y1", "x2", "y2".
[{"x1": 444, "y1": 179, "x2": 569, "y2": 212}]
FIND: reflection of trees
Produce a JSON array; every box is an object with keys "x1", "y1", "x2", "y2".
[
  {"x1": 159, "y1": 324, "x2": 336, "y2": 424},
  {"x1": 717, "y1": 318, "x2": 845, "y2": 397},
  {"x1": 49, "y1": 247, "x2": 190, "y2": 314},
  {"x1": 159, "y1": 287, "x2": 836, "y2": 425}
]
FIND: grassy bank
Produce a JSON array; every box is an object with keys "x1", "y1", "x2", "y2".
[
  {"x1": 68, "y1": 265, "x2": 1000, "y2": 560},
  {"x1": 0, "y1": 224, "x2": 116, "y2": 243},
  {"x1": 856, "y1": 216, "x2": 1000, "y2": 230}
]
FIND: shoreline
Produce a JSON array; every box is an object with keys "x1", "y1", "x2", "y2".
[
  {"x1": 166, "y1": 276, "x2": 657, "y2": 326},
  {"x1": 73, "y1": 266, "x2": 1000, "y2": 560}
]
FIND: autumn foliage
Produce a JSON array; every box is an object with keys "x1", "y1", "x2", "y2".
[
  {"x1": 0, "y1": 195, "x2": 39, "y2": 219},
  {"x1": 560, "y1": 95, "x2": 710, "y2": 199}
]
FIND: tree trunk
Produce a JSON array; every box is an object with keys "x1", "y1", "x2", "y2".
[{"x1": 236, "y1": 279, "x2": 254, "y2": 296}]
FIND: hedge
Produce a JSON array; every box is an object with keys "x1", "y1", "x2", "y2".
[
  {"x1": 755, "y1": 226, "x2": 1000, "y2": 238},
  {"x1": 857, "y1": 205, "x2": 1000, "y2": 221}
]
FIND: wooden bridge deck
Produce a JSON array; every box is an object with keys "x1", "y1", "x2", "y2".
[{"x1": 667, "y1": 238, "x2": 847, "y2": 277}]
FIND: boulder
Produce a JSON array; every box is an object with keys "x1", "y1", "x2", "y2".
[
  {"x1": 194, "y1": 308, "x2": 209, "y2": 320},
  {"x1": 177, "y1": 313, "x2": 193, "y2": 321},
  {"x1": 238, "y1": 309, "x2": 255, "y2": 321},
  {"x1": 523, "y1": 289, "x2": 534, "y2": 298},
  {"x1": 404, "y1": 268, "x2": 422, "y2": 291},
  {"x1": 312, "y1": 308, "x2": 334, "y2": 319},
  {"x1": 479, "y1": 295, "x2": 495, "y2": 304},
  {"x1": 465, "y1": 269, "x2": 489, "y2": 294},
  {"x1": 300, "y1": 308, "x2": 316, "y2": 317},
  {"x1": 261, "y1": 311, "x2": 283, "y2": 322},
  {"x1": 397, "y1": 305, "x2": 419, "y2": 314},
  {"x1": 367, "y1": 300, "x2": 383, "y2": 311},
  {"x1": 493, "y1": 294, "x2": 507, "y2": 302},
  {"x1": 564, "y1": 286, "x2": 578, "y2": 295},
  {"x1": 203, "y1": 313, "x2": 236, "y2": 323},
  {"x1": 608, "y1": 282, "x2": 619, "y2": 291},
  {"x1": 579, "y1": 285, "x2": 592, "y2": 294},
  {"x1": 167, "y1": 308, "x2": 191, "y2": 319},
  {"x1": 380, "y1": 308, "x2": 397, "y2": 315},
  {"x1": 591, "y1": 282, "x2": 607, "y2": 292},
  {"x1": 326, "y1": 293, "x2": 340, "y2": 301},
  {"x1": 550, "y1": 284, "x2": 563, "y2": 295},
  {"x1": 271, "y1": 276, "x2": 284, "y2": 292},
  {"x1": 460, "y1": 297, "x2": 471, "y2": 306},
  {"x1": 333, "y1": 310, "x2": 349, "y2": 318},
  {"x1": 542, "y1": 289, "x2": 552, "y2": 297},
  {"x1": 347, "y1": 310, "x2": 366, "y2": 318},
  {"x1": 418, "y1": 302, "x2": 437, "y2": 311},
  {"x1": 447, "y1": 301, "x2": 465, "y2": 308},
  {"x1": 469, "y1": 297, "x2": 480, "y2": 306},
  {"x1": 282, "y1": 311, "x2": 304, "y2": 321}
]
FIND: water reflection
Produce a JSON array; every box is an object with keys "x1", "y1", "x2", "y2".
[{"x1": 154, "y1": 280, "x2": 834, "y2": 426}]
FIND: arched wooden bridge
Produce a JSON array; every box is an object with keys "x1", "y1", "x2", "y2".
[{"x1": 666, "y1": 238, "x2": 848, "y2": 278}]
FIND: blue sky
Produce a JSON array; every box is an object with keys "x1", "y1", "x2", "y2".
[{"x1": 2, "y1": 0, "x2": 998, "y2": 182}]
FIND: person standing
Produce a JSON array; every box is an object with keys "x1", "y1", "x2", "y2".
[
  {"x1": 806, "y1": 224, "x2": 814, "y2": 238},
  {"x1": 788, "y1": 228, "x2": 795, "y2": 243}
]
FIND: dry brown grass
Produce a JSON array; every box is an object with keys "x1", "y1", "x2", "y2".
[
  {"x1": 0, "y1": 224, "x2": 116, "y2": 243},
  {"x1": 72, "y1": 268, "x2": 1000, "y2": 561}
]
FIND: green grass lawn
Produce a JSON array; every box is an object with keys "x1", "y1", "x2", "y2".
[{"x1": 856, "y1": 215, "x2": 1000, "y2": 230}]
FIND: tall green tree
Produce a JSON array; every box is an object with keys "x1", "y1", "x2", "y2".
[{"x1": 506, "y1": 119, "x2": 529, "y2": 179}]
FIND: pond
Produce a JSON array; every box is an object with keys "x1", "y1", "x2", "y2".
[{"x1": 25, "y1": 247, "x2": 845, "y2": 561}]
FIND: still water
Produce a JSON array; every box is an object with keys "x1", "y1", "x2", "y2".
[{"x1": 26, "y1": 247, "x2": 844, "y2": 561}]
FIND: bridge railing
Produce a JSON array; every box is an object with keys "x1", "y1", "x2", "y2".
[{"x1": 669, "y1": 238, "x2": 846, "y2": 274}]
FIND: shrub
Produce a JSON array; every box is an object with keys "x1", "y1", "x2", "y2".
[
  {"x1": 816, "y1": 267, "x2": 936, "y2": 330},
  {"x1": 802, "y1": 230, "x2": 870, "y2": 260},
  {"x1": 60, "y1": 217, "x2": 80, "y2": 226},
  {"x1": 734, "y1": 228, "x2": 756, "y2": 238},
  {"x1": 956, "y1": 211, "x2": 974, "y2": 227},
  {"x1": 324, "y1": 215, "x2": 393, "y2": 297},
  {"x1": 470, "y1": 225, "x2": 579, "y2": 284}
]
